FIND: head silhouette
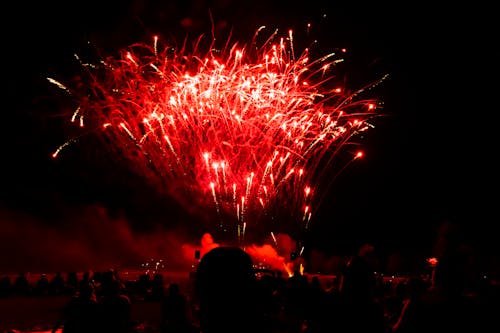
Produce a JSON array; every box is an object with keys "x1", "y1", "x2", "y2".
[
  {"x1": 340, "y1": 255, "x2": 376, "y2": 298},
  {"x1": 195, "y1": 246, "x2": 260, "y2": 333},
  {"x1": 168, "y1": 282, "x2": 180, "y2": 295}
]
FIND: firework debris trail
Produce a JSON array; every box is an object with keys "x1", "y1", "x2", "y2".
[{"x1": 49, "y1": 26, "x2": 387, "y2": 247}]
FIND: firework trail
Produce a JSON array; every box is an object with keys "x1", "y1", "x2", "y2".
[{"x1": 49, "y1": 27, "x2": 385, "y2": 241}]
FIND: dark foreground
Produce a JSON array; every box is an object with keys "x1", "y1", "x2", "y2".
[{"x1": 0, "y1": 295, "x2": 163, "y2": 332}]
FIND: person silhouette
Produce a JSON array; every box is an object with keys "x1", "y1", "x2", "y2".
[
  {"x1": 195, "y1": 246, "x2": 266, "y2": 333},
  {"x1": 13, "y1": 272, "x2": 29, "y2": 296},
  {"x1": 52, "y1": 283, "x2": 99, "y2": 333},
  {"x1": 0, "y1": 275, "x2": 12, "y2": 297},
  {"x1": 391, "y1": 276, "x2": 428, "y2": 333},
  {"x1": 327, "y1": 254, "x2": 389, "y2": 333},
  {"x1": 393, "y1": 251, "x2": 494, "y2": 333},
  {"x1": 149, "y1": 273, "x2": 165, "y2": 302},
  {"x1": 50, "y1": 272, "x2": 66, "y2": 296},
  {"x1": 35, "y1": 273, "x2": 50, "y2": 296},
  {"x1": 161, "y1": 282, "x2": 196, "y2": 333},
  {"x1": 97, "y1": 278, "x2": 133, "y2": 333}
]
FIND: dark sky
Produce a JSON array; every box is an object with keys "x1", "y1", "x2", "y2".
[{"x1": 1, "y1": 1, "x2": 498, "y2": 271}]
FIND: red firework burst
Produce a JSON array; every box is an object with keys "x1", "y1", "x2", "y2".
[{"x1": 49, "y1": 27, "x2": 386, "y2": 239}]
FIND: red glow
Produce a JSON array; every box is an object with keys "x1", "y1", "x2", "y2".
[
  {"x1": 427, "y1": 257, "x2": 439, "y2": 267},
  {"x1": 51, "y1": 30, "x2": 383, "y2": 235}
]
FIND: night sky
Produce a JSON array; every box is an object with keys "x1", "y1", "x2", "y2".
[{"x1": 1, "y1": 1, "x2": 498, "y2": 272}]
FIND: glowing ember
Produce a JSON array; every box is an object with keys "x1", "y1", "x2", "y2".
[
  {"x1": 427, "y1": 257, "x2": 439, "y2": 267},
  {"x1": 49, "y1": 27, "x2": 386, "y2": 237}
]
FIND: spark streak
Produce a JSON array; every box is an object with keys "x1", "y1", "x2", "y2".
[{"x1": 50, "y1": 28, "x2": 384, "y2": 238}]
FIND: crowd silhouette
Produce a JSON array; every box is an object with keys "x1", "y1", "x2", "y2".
[{"x1": 1, "y1": 239, "x2": 499, "y2": 333}]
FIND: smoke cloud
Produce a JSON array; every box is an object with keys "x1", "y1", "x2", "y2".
[
  {"x1": 0, "y1": 203, "x2": 344, "y2": 278},
  {"x1": 0, "y1": 204, "x2": 202, "y2": 273}
]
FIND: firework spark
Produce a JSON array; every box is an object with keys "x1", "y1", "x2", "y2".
[{"x1": 49, "y1": 27, "x2": 385, "y2": 239}]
